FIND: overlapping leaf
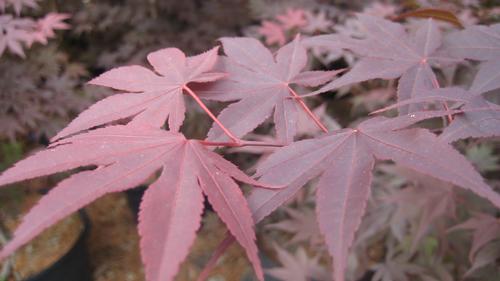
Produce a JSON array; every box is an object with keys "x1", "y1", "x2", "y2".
[
  {"x1": 201, "y1": 36, "x2": 339, "y2": 143},
  {"x1": 246, "y1": 111, "x2": 500, "y2": 281},
  {"x1": 391, "y1": 167, "x2": 457, "y2": 252},
  {"x1": 373, "y1": 60, "x2": 500, "y2": 142},
  {"x1": 0, "y1": 125, "x2": 269, "y2": 281},
  {"x1": 0, "y1": 15, "x2": 34, "y2": 57},
  {"x1": 449, "y1": 213, "x2": 500, "y2": 262},
  {"x1": 265, "y1": 207, "x2": 322, "y2": 247},
  {"x1": 266, "y1": 244, "x2": 329, "y2": 281},
  {"x1": 305, "y1": 15, "x2": 460, "y2": 114},
  {"x1": 445, "y1": 23, "x2": 500, "y2": 62},
  {"x1": 52, "y1": 47, "x2": 225, "y2": 141}
]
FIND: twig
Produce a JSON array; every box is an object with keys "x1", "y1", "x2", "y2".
[
  {"x1": 200, "y1": 140, "x2": 285, "y2": 148},
  {"x1": 287, "y1": 86, "x2": 329, "y2": 133},
  {"x1": 183, "y1": 86, "x2": 241, "y2": 143}
]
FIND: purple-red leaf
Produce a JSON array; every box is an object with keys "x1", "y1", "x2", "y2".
[
  {"x1": 0, "y1": 126, "x2": 265, "y2": 281},
  {"x1": 52, "y1": 47, "x2": 222, "y2": 141},
  {"x1": 305, "y1": 16, "x2": 458, "y2": 113},
  {"x1": 449, "y1": 213, "x2": 500, "y2": 262},
  {"x1": 138, "y1": 148, "x2": 204, "y2": 281},
  {"x1": 205, "y1": 36, "x2": 335, "y2": 143},
  {"x1": 445, "y1": 23, "x2": 500, "y2": 61},
  {"x1": 248, "y1": 113, "x2": 499, "y2": 281},
  {"x1": 316, "y1": 135, "x2": 375, "y2": 281}
]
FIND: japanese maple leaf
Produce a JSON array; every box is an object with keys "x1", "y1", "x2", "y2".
[
  {"x1": 444, "y1": 23, "x2": 500, "y2": 62},
  {"x1": 258, "y1": 20, "x2": 286, "y2": 46},
  {"x1": 373, "y1": 60, "x2": 500, "y2": 142},
  {"x1": 266, "y1": 244, "x2": 329, "y2": 281},
  {"x1": 246, "y1": 111, "x2": 500, "y2": 281},
  {"x1": 449, "y1": 213, "x2": 500, "y2": 262},
  {"x1": 305, "y1": 15, "x2": 459, "y2": 114},
  {"x1": 203, "y1": 36, "x2": 339, "y2": 143},
  {"x1": 302, "y1": 10, "x2": 333, "y2": 33},
  {"x1": 28, "y1": 13, "x2": 70, "y2": 46},
  {"x1": 0, "y1": 125, "x2": 272, "y2": 281},
  {"x1": 0, "y1": 15, "x2": 34, "y2": 57},
  {"x1": 277, "y1": 8, "x2": 307, "y2": 30},
  {"x1": 463, "y1": 240, "x2": 500, "y2": 278},
  {"x1": 391, "y1": 167, "x2": 457, "y2": 252},
  {"x1": 441, "y1": 96, "x2": 500, "y2": 143},
  {"x1": 265, "y1": 207, "x2": 322, "y2": 247},
  {"x1": 51, "y1": 47, "x2": 225, "y2": 141},
  {"x1": 371, "y1": 244, "x2": 426, "y2": 281},
  {"x1": 443, "y1": 23, "x2": 500, "y2": 108}
]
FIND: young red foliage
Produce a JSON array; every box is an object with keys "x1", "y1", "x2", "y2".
[
  {"x1": 52, "y1": 47, "x2": 225, "y2": 141},
  {"x1": 201, "y1": 36, "x2": 340, "y2": 143},
  {"x1": 373, "y1": 61, "x2": 500, "y2": 142},
  {"x1": 449, "y1": 213, "x2": 500, "y2": 262},
  {"x1": 305, "y1": 15, "x2": 460, "y2": 114},
  {"x1": 247, "y1": 111, "x2": 499, "y2": 281},
  {"x1": 0, "y1": 125, "x2": 274, "y2": 281}
]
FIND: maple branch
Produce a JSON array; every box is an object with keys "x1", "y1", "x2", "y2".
[
  {"x1": 200, "y1": 140, "x2": 285, "y2": 148},
  {"x1": 287, "y1": 86, "x2": 329, "y2": 133},
  {"x1": 183, "y1": 86, "x2": 241, "y2": 143}
]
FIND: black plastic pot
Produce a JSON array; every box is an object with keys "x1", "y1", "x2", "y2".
[
  {"x1": 125, "y1": 185, "x2": 148, "y2": 221},
  {"x1": 24, "y1": 211, "x2": 91, "y2": 281}
]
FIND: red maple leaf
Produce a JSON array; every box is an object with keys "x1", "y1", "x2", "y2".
[
  {"x1": 201, "y1": 36, "x2": 340, "y2": 143},
  {"x1": 247, "y1": 111, "x2": 500, "y2": 281},
  {"x1": 52, "y1": 47, "x2": 226, "y2": 141},
  {"x1": 0, "y1": 125, "x2": 276, "y2": 281}
]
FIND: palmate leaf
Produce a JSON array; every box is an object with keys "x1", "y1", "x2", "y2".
[
  {"x1": 51, "y1": 47, "x2": 225, "y2": 141},
  {"x1": 304, "y1": 15, "x2": 460, "y2": 114},
  {"x1": 389, "y1": 167, "x2": 457, "y2": 253},
  {"x1": 265, "y1": 207, "x2": 322, "y2": 247},
  {"x1": 445, "y1": 23, "x2": 500, "y2": 62},
  {"x1": 443, "y1": 23, "x2": 500, "y2": 106},
  {"x1": 0, "y1": 125, "x2": 271, "y2": 281},
  {"x1": 247, "y1": 111, "x2": 500, "y2": 281},
  {"x1": 200, "y1": 36, "x2": 340, "y2": 143},
  {"x1": 372, "y1": 60, "x2": 500, "y2": 142},
  {"x1": 266, "y1": 243, "x2": 329, "y2": 281},
  {"x1": 449, "y1": 213, "x2": 500, "y2": 263}
]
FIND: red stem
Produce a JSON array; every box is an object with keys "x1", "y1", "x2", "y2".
[
  {"x1": 183, "y1": 86, "x2": 240, "y2": 143},
  {"x1": 287, "y1": 86, "x2": 328, "y2": 133},
  {"x1": 200, "y1": 140, "x2": 284, "y2": 148}
]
